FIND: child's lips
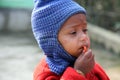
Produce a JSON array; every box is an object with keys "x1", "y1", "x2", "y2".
[
  {"x1": 78, "y1": 46, "x2": 88, "y2": 54},
  {"x1": 78, "y1": 47, "x2": 84, "y2": 54},
  {"x1": 83, "y1": 46, "x2": 87, "y2": 53}
]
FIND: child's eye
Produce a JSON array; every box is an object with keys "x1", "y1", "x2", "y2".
[
  {"x1": 70, "y1": 31, "x2": 76, "y2": 35},
  {"x1": 83, "y1": 29, "x2": 88, "y2": 33}
]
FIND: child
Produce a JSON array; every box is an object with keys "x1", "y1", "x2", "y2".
[{"x1": 31, "y1": 0, "x2": 110, "y2": 80}]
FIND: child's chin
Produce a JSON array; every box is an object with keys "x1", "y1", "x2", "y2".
[{"x1": 75, "y1": 53, "x2": 82, "y2": 58}]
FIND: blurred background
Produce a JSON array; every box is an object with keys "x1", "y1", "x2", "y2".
[{"x1": 0, "y1": 0, "x2": 120, "y2": 80}]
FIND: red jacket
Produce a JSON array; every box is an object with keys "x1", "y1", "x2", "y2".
[{"x1": 33, "y1": 57, "x2": 109, "y2": 80}]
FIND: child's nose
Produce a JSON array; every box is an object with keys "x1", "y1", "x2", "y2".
[{"x1": 79, "y1": 32, "x2": 87, "y2": 42}]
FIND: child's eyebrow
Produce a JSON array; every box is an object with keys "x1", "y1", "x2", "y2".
[
  {"x1": 65, "y1": 22, "x2": 87, "y2": 29},
  {"x1": 66, "y1": 23, "x2": 81, "y2": 28}
]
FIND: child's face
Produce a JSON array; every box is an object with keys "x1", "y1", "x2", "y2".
[{"x1": 58, "y1": 13, "x2": 90, "y2": 57}]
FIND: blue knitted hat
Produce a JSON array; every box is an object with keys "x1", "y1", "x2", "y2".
[{"x1": 31, "y1": 0, "x2": 86, "y2": 75}]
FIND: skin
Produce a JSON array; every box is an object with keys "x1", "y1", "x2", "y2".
[{"x1": 58, "y1": 13, "x2": 95, "y2": 74}]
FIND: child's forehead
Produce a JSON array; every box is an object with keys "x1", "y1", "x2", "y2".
[
  {"x1": 61, "y1": 14, "x2": 87, "y2": 29},
  {"x1": 67, "y1": 13, "x2": 86, "y2": 22}
]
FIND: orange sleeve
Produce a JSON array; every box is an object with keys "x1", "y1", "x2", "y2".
[
  {"x1": 93, "y1": 63, "x2": 110, "y2": 80},
  {"x1": 33, "y1": 58, "x2": 60, "y2": 80},
  {"x1": 61, "y1": 67, "x2": 87, "y2": 80}
]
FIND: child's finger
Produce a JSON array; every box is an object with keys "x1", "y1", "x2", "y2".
[
  {"x1": 89, "y1": 53, "x2": 95, "y2": 61},
  {"x1": 84, "y1": 49, "x2": 92, "y2": 59},
  {"x1": 77, "y1": 52, "x2": 84, "y2": 59},
  {"x1": 89, "y1": 54, "x2": 95, "y2": 66}
]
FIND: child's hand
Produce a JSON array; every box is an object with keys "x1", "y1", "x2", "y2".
[{"x1": 74, "y1": 49, "x2": 95, "y2": 75}]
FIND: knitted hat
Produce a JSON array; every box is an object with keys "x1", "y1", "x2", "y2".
[{"x1": 31, "y1": 0, "x2": 86, "y2": 75}]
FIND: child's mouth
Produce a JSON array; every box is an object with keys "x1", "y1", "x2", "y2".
[
  {"x1": 83, "y1": 46, "x2": 87, "y2": 53},
  {"x1": 79, "y1": 47, "x2": 84, "y2": 54},
  {"x1": 79, "y1": 46, "x2": 87, "y2": 54}
]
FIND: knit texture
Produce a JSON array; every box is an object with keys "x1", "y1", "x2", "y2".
[{"x1": 31, "y1": 0, "x2": 86, "y2": 75}]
